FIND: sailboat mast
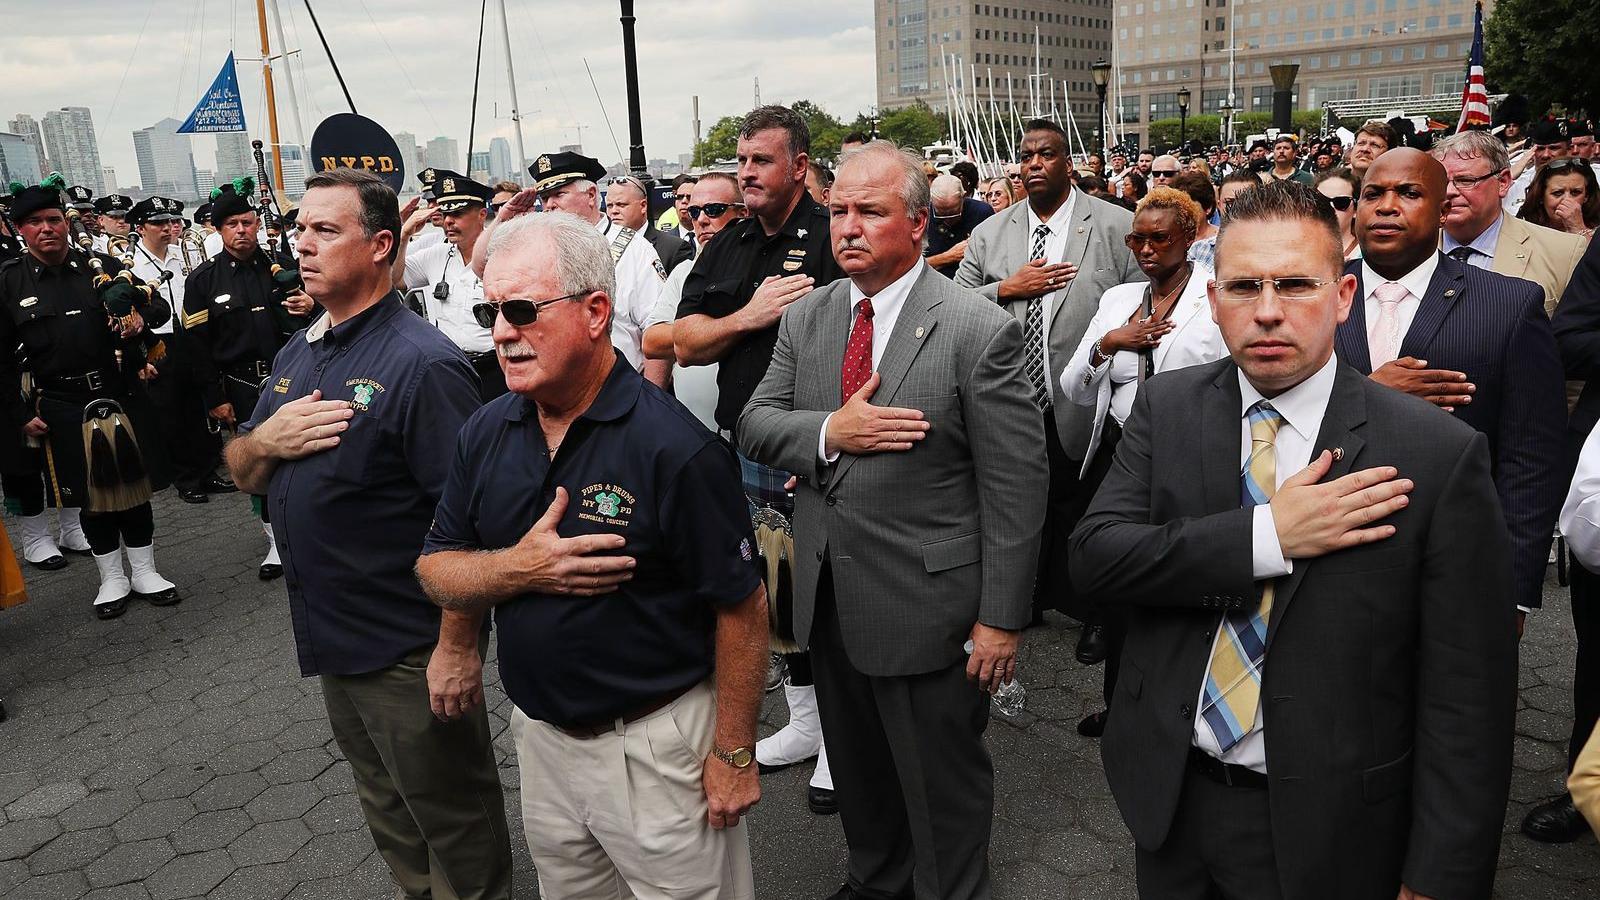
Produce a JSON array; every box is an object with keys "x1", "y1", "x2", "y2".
[
  {"x1": 255, "y1": 0, "x2": 285, "y2": 192},
  {"x1": 498, "y1": 0, "x2": 529, "y2": 182},
  {"x1": 266, "y1": 0, "x2": 308, "y2": 154}
]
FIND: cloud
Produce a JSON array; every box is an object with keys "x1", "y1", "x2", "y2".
[{"x1": 0, "y1": 0, "x2": 874, "y2": 187}]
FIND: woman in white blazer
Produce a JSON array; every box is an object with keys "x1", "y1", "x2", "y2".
[{"x1": 1058, "y1": 187, "x2": 1229, "y2": 737}]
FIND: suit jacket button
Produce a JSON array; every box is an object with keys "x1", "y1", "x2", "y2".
[
  {"x1": 1179, "y1": 704, "x2": 1192, "y2": 719},
  {"x1": 815, "y1": 550, "x2": 823, "y2": 561},
  {"x1": 826, "y1": 495, "x2": 837, "y2": 506}
]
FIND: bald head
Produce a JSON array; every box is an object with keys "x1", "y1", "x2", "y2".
[{"x1": 1355, "y1": 147, "x2": 1448, "y2": 278}]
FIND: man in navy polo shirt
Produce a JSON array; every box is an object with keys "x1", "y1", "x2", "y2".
[
  {"x1": 226, "y1": 169, "x2": 512, "y2": 900},
  {"x1": 415, "y1": 211, "x2": 769, "y2": 900}
]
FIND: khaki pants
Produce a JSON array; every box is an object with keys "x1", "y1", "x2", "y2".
[
  {"x1": 321, "y1": 647, "x2": 513, "y2": 900},
  {"x1": 511, "y1": 680, "x2": 755, "y2": 900}
]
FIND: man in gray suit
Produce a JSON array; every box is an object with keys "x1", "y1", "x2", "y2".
[
  {"x1": 740, "y1": 141, "x2": 1046, "y2": 900},
  {"x1": 955, "y1": 119, "x2": 1142, "y2": 643},
  {"x1": 1070, "y1": 181, "x2": 1516, "y2": 899}
]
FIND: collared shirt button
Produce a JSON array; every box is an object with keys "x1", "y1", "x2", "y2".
[
  {"x1": 1179, "y1": 704, "x2": 1193, "y2": 719},
  {"x1": 815, "y1": 550, "x2": 824, "y2": 561}
]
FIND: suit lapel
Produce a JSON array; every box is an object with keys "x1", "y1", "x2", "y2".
[
  {"x1": 1397, "y1": 253, "x2": 1464, "y2": 360},
  {"x1": 1337, "y1": 263, "x2": 1374, "y2": 373},
  {"x1": 1202, "y1": 365, "x2": 1244, "y2": 516},
  {"x1": 1491, "y1": 216, "x2": 1531, "y2": 280},
  {"x1": 1049, "y1": 196, "x2": 1095, "y2": 332},
  {"x1": 828, "y1": 268, "x2": 943, "y2": 492},
  {"x1": 1154, "y1": 273, "x2": 1207, "y2": 370},
  {"x1": 819, "y1": 281, "x2": 851, "y2": 411},
  {"x1": 1263, "y1": 365, "x2": 1368, "y2": 647}
]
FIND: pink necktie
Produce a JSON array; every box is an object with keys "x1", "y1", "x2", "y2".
[{"x1": 1367, "y1": 282, "x2": 1410, "y2": 368}]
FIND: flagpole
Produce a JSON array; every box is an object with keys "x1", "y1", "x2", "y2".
[{"x1": 256, "y1": 0, "x2": 285, "y2": 192}]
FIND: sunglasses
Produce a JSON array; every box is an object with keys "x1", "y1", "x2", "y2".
[
  {"x1": 1124, "y1": 231, "x2": 1178, "y2": 250},
  {"x1": 1542, "y1": 158, "x2": 1590, "y2": 174},
  {"x1": 1322, "y1": 195, "x2": 1355, "y2": 210},
  {"x1": 1151, "y1": 170, "x2": 1180, "y2": 177},
  {"x1": 688, "y1": 202, "x2": 745, "y2": 220},
  {"x1": 471, "y1": 291, "x2": 587, "y2": 328}
]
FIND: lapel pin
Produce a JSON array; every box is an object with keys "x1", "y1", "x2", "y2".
[
  {"x1": 914, "y1": 326, "x2": 925, "y2": 339},
  {"x1": 1076, "y1": 226, "x2": 1085, "y2": 234},
  {"x1": 1331, "y1": 447, "x2": 1345, "y2": 462},
  {"x1": 1444, "y1": 289, "x2": 1456, "y2": 298}
]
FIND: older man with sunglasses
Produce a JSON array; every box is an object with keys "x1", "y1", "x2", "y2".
[{"x1": 418, "y1": 210, "x2": 769, "y2": 899}]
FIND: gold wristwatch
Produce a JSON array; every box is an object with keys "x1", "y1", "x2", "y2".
[{"x1": 712, "y1": 745, "x2": 754, "y2": 768}]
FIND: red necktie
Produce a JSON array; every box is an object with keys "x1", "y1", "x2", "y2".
[{"x1": 841, "y1": 298, "x2": 875, "y2": 402}]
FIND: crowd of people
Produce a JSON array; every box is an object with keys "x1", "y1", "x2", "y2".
[{"x1": 2, "y1": 94, "x2": 1600, "y2": 900}]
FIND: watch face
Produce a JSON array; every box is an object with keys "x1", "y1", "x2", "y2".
[{"x1": 730, "y1": 747, "x2": 753, "y2": 768}]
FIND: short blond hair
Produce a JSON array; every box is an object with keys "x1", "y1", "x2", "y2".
[{"x1": 1135, "y1": 186, "x2": 1205, "y2": 238}]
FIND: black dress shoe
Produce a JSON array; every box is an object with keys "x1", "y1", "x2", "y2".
[
  {"x1": 808, "y1": 785, "x2": 838, "y2": 816},
  {"x1": 1077, "y1": 710, "x2": 1108, "y2": 737},
  {"x1": 94, "y1": 596, "x2": 130, "y2": 620},
  {"x1": 259, "y1": 563, "x2": 284, "y2": 581},
  {"x1": 177, "y1": 487, "x2": 209, "y2": 504},
  {"x1": 135, "y1": 586, "x2": 181, "y2": 607},
  {"x1": 1521, "y1": 794, "x2": 1590, "y2": 843},
  {"x1": 1075, "y1": 624, "x2": 1109, "y2": 665},
  {"x1": 27, "y1": 553, "x2": 67, "y2": 571},
  {"x1": 203, "y1": 476, "x2": 239, "y2": 494}
]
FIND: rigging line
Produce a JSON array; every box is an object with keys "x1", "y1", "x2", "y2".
[
  {"x1": 98, "y1": 0, "x2": 161, "y2": 146},
  {"x1": 353, "y1": 0, "x2": 444, "y2": 135},
  {"x1": 302, "y1": 0, "x2": 356, "y2": 114},
  {"x1": 467, "y1": 0, "x2": 488, "y2": 164},
  {"x1": 513, "y1": 0, "x2": 575, "y2": 121},
  {"x1": 282, "y1": 0, "x2": 322, "y2": 120},
  {"x1": 172, "y1": 1, "x2": 197, "y2": 117},
  {"x1": 582, "y1": 58, "x2": 625, "y2": 166},
  {"x1": 193, "y1": 0, "x2": 212, "y2": 113}
]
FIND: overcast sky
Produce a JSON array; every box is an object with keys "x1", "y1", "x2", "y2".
[{"x1": 0, "y1": 0, "x2": 875, "y2": 187}]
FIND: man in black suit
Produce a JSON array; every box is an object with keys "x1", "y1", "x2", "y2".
[
  {"x1": 1071, "y1": 180, "x2": 1516, "y2": 899},
  {"x1": 1529, "y1": 233, "x2": 1600, "y2": 840},
  {"x1": 1333, "y1": 148, "x2": 1567, "y2": 629},
  {"x1": 605, "y1": 174, "x2": 693, "y2": 274}
]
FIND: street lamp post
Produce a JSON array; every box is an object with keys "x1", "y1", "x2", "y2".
[
  {"x1": 1177, "y1": 85, "x2": 1192, "y2": 150},
  {"x1": 1091, "y1": 58, "x2": 1112, "y2": 158},
  {"x1": 1218, "y1": 100, "x2": 1234, "y2": 145}
]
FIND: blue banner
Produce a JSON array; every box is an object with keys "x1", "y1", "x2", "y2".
[{"x1": 177, "y1": 53, "x2": 247, "y2": 134}]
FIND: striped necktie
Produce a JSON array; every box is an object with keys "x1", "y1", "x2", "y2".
[
  {"x1": 1024, "y1": 224, "x2": 1052, "y2": 409},
  {"x1": 1200, "y1": 400, "x2": 1284, "y2": 753}
]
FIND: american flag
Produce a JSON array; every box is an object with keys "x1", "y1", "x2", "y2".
[{"x1": 1456, "y1": 2, "x2": 1491, "y2": 132}]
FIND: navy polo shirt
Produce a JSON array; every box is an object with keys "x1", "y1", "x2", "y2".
[
  {"x1": 925, "y1": 197, "x2": 994, "y2": 277},
  {"x1": 241, "y1": 293, "x2": 481, "y2": 677},
  {"x1": 422, "y1": 354, "x2": 760, "y2": 727}
]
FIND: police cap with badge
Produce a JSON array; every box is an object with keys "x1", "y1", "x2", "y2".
[
  {"x1": 418, "y1": 167, "x2": 440, "y2": 201},
  {"x1": 65, "y1": 184, "x2": 95, "y2": 211},
  {"x1": 430, "y1": 170, "x2": 494, "y2": 213},
  {"x1": 128, "y1": 197, "x2": 182, "y2": 227},
  {"x1": 95, "y1": 194, "x2": 133, "y2": 219},
  {"x1": 529, "y1": 151, "x2": 609, "y2": 197},
  {"x1": 1529, "y1": 117, "x2": 1570, "y2": 147}
]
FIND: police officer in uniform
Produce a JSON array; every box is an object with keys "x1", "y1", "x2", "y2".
[
  {"x1": 0, "y1": 192, "x2": 23, "y2": 262},
  {"x1": 129, "y1": 197, "x2": 228, "y2": 505},
  {"x1": 183, "y1": 179, "x2": 316, "y2": 579},
  {"x1": 64, "y1": 185, "x2": 102, "y2": 251},
  {"x1": 95, "y1": 194, "x2": 134, "y2": 253},
  {"x1": 393, "y1": 170, "x2": 504, "y2": 401},
  {"x1": 0, "y1": 178, "x2": 180, "y2": 619}
]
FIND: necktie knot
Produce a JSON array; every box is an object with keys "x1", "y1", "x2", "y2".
[
  {"x1": 1448, "y1": 245, "x2": 1476, "y2": 263},
  {"x1": 857, "y1": 298, "x2": 874, "y2": 321},
  {"x1": 1373, "y1": 281, "x2": 1409, "y2": 307},
  {"x1": 1246, "y1": 400, "x2": 1284, "y2": 439}
]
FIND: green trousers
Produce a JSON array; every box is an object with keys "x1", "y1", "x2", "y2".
[{"x1": 321, "y1": 646, "x2": 513, "y2": 900}]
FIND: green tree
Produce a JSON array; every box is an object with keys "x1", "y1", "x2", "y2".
[
  {"x1": 1484, "y1": 0, "x2": 1597, "y2": 120},
  {"x1": 790, "y1": 100, "x2": 847, "y2": 161},
  {"x1": 692, "y1": 114, "x2": 744, "y2": 167},
  {"x1": 878, "y1": 101, "x2": 946, "y2": 152},
  {"x1": 1146, "y1": 110, "x2": 1326, "y2": 149}
]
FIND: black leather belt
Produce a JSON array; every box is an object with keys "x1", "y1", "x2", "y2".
[
  {"x1": 1188, "y1": 746, "x2": 1268, "y2": 789},
  {"x1": 554, "y1": 687, "x2": 687, "y2": 740},
  {"x1": 37, "y1": 370, "x2": 109, "y2": 393},
  {"x1": 225, "y1": 360, "x2": 271, "y2": 381}
]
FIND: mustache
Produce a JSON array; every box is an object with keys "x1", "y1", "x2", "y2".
[
  {"x1": 496, "y1": 341, "x2": 535, "y2": 360},
  {"x1": 836, "y1": 237, "x2": 871, "y2": 253}
]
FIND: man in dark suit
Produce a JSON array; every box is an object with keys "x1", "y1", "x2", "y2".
[
  {"x1": 605, "y1": 174, "x2": 693, "y2": 274},
  {"x1": 1071, "y1": 180, "x2": 1516, "y2": 899},
  {"x1": 1528, "y1": 233, "x2": 1600, "y2": 841},
  {"x1": 1333, "y1": 148, "x2": 1566, "y2": 627},
  {"x1": 740, "y1": 141, "x2": 1047, "y2": 900}
]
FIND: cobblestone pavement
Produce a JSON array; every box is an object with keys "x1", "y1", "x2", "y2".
[{"x1": 0, "y1": 493, "x2": 1596, "y2": 898}]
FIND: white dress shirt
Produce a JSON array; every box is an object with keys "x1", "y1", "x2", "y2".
[
  {"x1": 1360, "y1": 253, "x2": 1438, "y2": 365},
  {"x1": 128, "y1": 239, "x2": 186, "y2": 336},
  {"x1": 1561, "y1": 423, "x2": 1600, "y2": 571},
  {"x1": 817, "y1": 259, "x2": 925, "y2": 462},
  {"x1": 1024, "y1": 190, "x2": 1079, "y2": 383},
  {"x1": 1441, "y1": 212, "x2": 1503, "y2": 270},
  {"x1": 644, "y1": 252, "x2": 719, "y2": 432},
  {"x1": 1190, "y1": 353, "x2": 1338, "y2": 772},
  {"x1": 402, "y1": 242, "x2": 493, "y2": 354},
  {"x1": 1505, "y1": 167, "x2": 1535, "y2": 216},
  {"x1": 596, "y1": 216, "x2": 667, "y2": 371}
]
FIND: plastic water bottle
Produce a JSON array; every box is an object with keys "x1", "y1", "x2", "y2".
[{"x1": 964, "y1": 639, "x2": 1027, "y2": 717}]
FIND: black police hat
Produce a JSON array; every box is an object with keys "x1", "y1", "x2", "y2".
[
  {"x1": 194, "y1": 202, "x2": 212, "y2": 225},
  {"x1": 1529, "y1": 118, "x2": 1569, "y2": 146},
  {"x1": 529, "y1": 151, "x2": 609, "y2": 195},
  {"x1": 94, "y1": 194, "x2": 133, "y2": 216},
  {"x1": 65, "y1": 185, "x2": 95, "y2": 210},
  {"x1": 1248, "y1": 139, "x2": 1270, "y2": 152},
  {"x1": 1570, "y1": 119, "x2": 1594, "y2": 140},
  {"x1": 128, "y1": 197, "x2": 181, "y2": 226},
  {"x1": 430, "y1": 170, "x2": 494, "y2": 213},
  {"x1": 417, "y1": 167, "x2": 439, "y2": 200}
]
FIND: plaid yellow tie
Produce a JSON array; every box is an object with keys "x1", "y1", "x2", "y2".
[{"x1": 1200, "y1": 401, "x2": 1283, "y2": 752}]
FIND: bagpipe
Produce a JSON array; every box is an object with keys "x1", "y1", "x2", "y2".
[
  {"x1": 248, "y1": 145, "x2": 311, "y2": 331},
  {"x1": 74, "y1": 232, "x2": 168, "y2": 366}
]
